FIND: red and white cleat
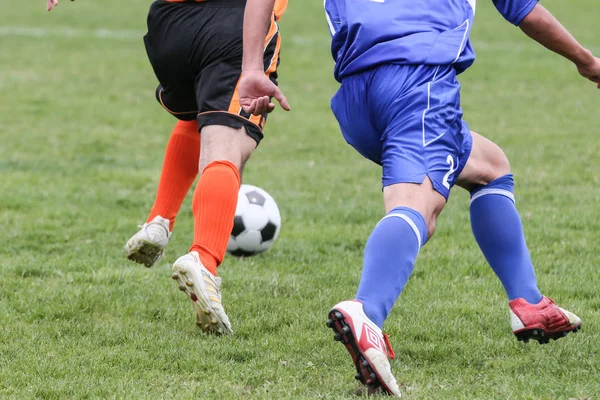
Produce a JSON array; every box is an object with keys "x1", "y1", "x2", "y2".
[
  {"x1": 510, "y1": 296, "x2": 581, "y2": 344},
  {"x1": 327, "y1": 300, "x2": 401, "y2": 397}
]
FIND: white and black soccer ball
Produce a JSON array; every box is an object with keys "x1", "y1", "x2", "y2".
[{"x1": 227, "y1": 184, "x2": 281, "y2": 257}]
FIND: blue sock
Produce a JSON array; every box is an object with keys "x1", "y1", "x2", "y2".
[
  {"x1": 470, "y1": 174, "x2": 542, "y2": 304},
  {"x1": 356, "y1": 206, "x2": 427, "y2": 328}
]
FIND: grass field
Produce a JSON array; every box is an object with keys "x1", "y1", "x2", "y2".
[{"x1": 1, "y1": 1, "x2": 599, "y2": 399}]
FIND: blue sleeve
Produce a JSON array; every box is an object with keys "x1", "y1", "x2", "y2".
[{"x1": 492, "y1": 0, "x2": 538, "y2": 25}]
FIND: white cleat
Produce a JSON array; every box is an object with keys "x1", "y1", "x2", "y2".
[
  {"x1": 327, "y1": 300, "x2": 401, "y2": 397},
  {"x1": 171, "y1": 251, "x2": 232, "y2": 335},
  {"x1": 125, "y1": 216, "x2": 171, "y2": 268}
]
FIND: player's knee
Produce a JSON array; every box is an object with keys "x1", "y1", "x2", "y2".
[
  {"x1": 468, "y1": 145, "x2": 511, "y2": 187},
  {"x1": 199, "y1": 125, "x2": 256, "y2": 172},
  {"x1": 383, "y1": 179, "x2": 445, "y2": 241},
  {"x1": 486, "y1": 147, "x2": 511, "y2": 182},
  {"x1": 425, "y1": 216, "x2": 437, "y2": 239}
]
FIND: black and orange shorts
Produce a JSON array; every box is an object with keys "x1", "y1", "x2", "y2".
[{"x1": 143, "y1": 0, "x2": 282, "y2": 143}]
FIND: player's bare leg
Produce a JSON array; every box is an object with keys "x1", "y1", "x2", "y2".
[
  {"x1": 457, "y1": 131, "x2": 581, "y2": 343},
  {"x1": 329, "y1": 177, "x2": 445, "y2": 397},
  {"x1": 382, "y1": 178, "x2": 446, "y2": 238},
  {"x1": 172, "y1": 125, "x2": 256, "y2": 335}
]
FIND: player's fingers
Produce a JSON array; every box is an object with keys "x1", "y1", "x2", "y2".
[
  {"x1": 273, "y1": 87, "x2": 290, "y2": 111},
  {"x1": 267, "y1": 102, "x2": 275, "y2": 113},
  {"x1": 248, "y1": 97, "x2": 263, "y2": 116},
  {"x1": 257, "y1": 96, "x2": 270, "y2": 115},
  {"x1": 241, "y1": 98, "x2": 256, "y2": 115},
  {"x1": 254, "y1": 96, "x2": 269, "y2": 115},
  {"x1": 246, "y1": 99, "x2": 258, "y2": 115}
]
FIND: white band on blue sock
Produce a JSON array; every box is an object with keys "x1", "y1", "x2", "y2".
[
  {"x1": 470, "y1": 188, "x2": 515, "y2": 205},
  {"x1": 379, "y1": 213, "x2": 423, "y2": 249}
]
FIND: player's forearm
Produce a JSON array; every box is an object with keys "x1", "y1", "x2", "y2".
[
  {"x1": 519, "y1": 4, "x2": 594, "y2": 68},
  {"x1": 242, "y1": 0, "x2": 276, "y2": 72}
]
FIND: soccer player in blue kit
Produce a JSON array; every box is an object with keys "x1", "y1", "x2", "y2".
[{"x1": 240, "y1": 0, "x2": 600, "y2": 395}]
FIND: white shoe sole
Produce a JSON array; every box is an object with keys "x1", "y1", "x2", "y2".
[
  {"x1": 171, "y1": 263, "x2": 232, "y2": 336},
  {"x1": 126, "y1": 239, "x2": 164, "y2": 268}
]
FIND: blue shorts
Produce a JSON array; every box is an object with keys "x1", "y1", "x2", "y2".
[{"x1": 331, "y1": 64, "x2": 472, "y2": 199}]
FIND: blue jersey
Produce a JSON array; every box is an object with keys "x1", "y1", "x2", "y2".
[{"x1": 324, "y1": 0, "x2": 538, "y2": 81}]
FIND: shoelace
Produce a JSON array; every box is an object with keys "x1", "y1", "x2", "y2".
[{"x1": 383, "y1": 333, "x2": 395, "y2": 360}]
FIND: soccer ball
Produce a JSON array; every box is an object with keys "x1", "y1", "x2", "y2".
[{"x1": 227, "y1": 184, "x2": 281, "y2": 257}]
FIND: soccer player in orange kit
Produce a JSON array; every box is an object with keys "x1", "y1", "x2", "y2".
[{"x1": 48, "y1": 0, "x2": 287, "y2": 336}]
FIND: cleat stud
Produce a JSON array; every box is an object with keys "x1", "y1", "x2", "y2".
[
  {"x1": 333, "y1": 311, "x2": 343, "y2": 319},
  {"x1": 561, "y1": 331, "x2": 568, "y2": 337},
  {"x1": 334, "y1": 333, "x2": 342, "y2": 341},
  {"x1": 171, "y1": 273, "x2": 178, "y2": 280},
  {"x1": 342, "y1": 326, "x2": 351, "y2": 333},
  {"x1": 362, "y1": 360, "x2": 369, "y2": 368},
  {"x1": 189, "y1": 293, "x2": 198, "y2": 302},
  {"x1": 326, "y1": 319, "x2": 333, "y2": 328},
  {"x1": 204, "y1": 310, "x2": 210, "y2": 315},
  {"x1": 178, "y1": 285, "x2": 186, "y2": 291},
  {"x1": 355, "y1": 373, "x2": 362, "y2": 381},
  {"x1": 185, "y1": 280, "x2": 193, "y2": 287},
  {"x1": 211, "y1": 318, "x2": 218, "y2": 324}
]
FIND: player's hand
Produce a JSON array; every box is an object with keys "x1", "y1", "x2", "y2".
[
  {"x1": 47, "y1": 0, "x2": 74, "y2": 12},
  {"x1": 239, "y1": 70, "x2": 290, "y2": 115},
  {"x1": 576, "y1": 53, "x2": 600, "y2": 89}
]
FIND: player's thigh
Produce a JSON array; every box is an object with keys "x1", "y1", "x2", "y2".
[
  {"x1": 456, "y1": 131, "x2": 511, "y2": 191},
  {"x1": 379, "y1": 66, "x2": 472, "y2": 236}
]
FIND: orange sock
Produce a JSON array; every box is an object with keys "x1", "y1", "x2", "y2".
[
  {"x1": 190, "y1": 160, "x2": 241, "y2": 276},
  {"x1": 148, "y1": 120, "x2": 200, "y2": 231}
]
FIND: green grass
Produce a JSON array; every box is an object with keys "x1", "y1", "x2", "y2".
[{"x1": 1, "y1": 1, "x2": 599, "y2": 399}]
